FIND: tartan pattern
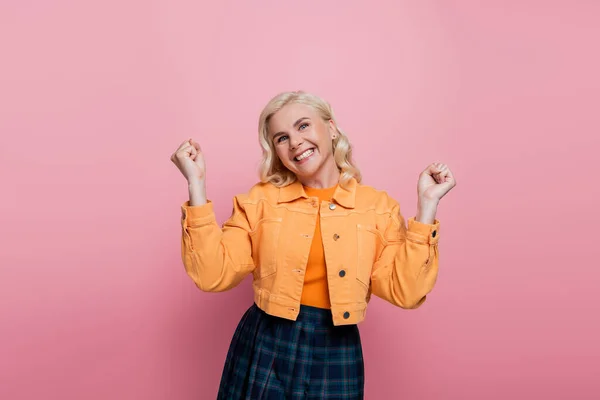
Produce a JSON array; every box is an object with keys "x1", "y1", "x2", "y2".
[{"x1": 217, "y1": 303, "x2": 364, "y2": 399}]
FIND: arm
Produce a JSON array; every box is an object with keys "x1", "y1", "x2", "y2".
[
  {"x1": 370, "y1": 199, "x2": 440, "y2": 309},
  {"x1": 172, "y1": 140, "x2": 254, "y2": 292},
  {"x1": 180, "y1": 185, "x2": 255, "y2": 292},
  {"x1": 370, "y1": 161, "x2": 455, "y2": 307}
]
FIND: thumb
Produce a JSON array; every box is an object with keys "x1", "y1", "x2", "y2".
[{"x1": 189, "y1": 144, "x2": 198, "y2": 160}]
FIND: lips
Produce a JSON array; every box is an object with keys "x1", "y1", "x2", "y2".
[{"x1": 294, "y1": 148, "x2": 315, "y2": 161}]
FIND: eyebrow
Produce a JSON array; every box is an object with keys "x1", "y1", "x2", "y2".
[{"x1": 272, "y1": 117, "x2": 310, "y2": 139}]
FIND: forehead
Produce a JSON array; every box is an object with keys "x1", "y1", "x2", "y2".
[{"x1": 268, "y1": 103, "x2": 319, "y2": 132}]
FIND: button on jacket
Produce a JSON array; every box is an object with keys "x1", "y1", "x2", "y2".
[{"x1": 180, "y1": 178, "x2": 440, "y2": 326}]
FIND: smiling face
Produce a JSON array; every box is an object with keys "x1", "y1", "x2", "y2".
[{"x1": 267, "y1": 102, "x2": 340, "y2": 188}]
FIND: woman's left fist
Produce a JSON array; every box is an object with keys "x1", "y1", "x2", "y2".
[{"x1": 417, "y1": 163, "x2": 456, "y2": 202}]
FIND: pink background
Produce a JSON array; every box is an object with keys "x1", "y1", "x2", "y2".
[{"x1": 1, "y1": 1, "x2": 599, "y2": 399}]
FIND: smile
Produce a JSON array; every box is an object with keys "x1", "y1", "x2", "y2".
[{"x1": 294, "y1": 148, "x2": 314, "y2": 162}]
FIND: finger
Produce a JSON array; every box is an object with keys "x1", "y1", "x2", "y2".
[
  {"x1": 434, "y1": 163, "x2": 449, "y2": 176},
  {"x1": 176, "y1": 142, "x2": 193, "y2": 155},
  {"x1": 439, "y1": 170, "x2": 450, "y2": 183},
  {"x1": 175, "y1": 145, "x2": 194, "y2": 161},
  {"x1": 426, "y1": 163, "x2": 441, "y2": 175},
  {"x1": 171, "y1": 144, "x2": 190, "y2": 161},
  {"x1": 436, "y1": 172, "x2": 445, "y2": 184},
  {"x1": 442, "y1": 177, "x2": 454, "y2": 187},
  {"x1": 190, "y1": 140, "x2": 201, "y2": 151},
  {"x1": 441, "y1": 171, "x2": 455, "y2": 186},
  {"x1": 176, "y1": 138, "x2": 193, "y2": 150},
  {"x1": 189, "y1": 144, "x2": 198, "y2": 160}
]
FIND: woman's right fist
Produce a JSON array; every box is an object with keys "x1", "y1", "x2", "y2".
[{"x1": 170, "y1": 139, "x2": 206, "y2": 183}]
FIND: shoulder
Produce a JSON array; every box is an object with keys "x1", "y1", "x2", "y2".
[
  {"x1": 354, "y1": 182, "x2": 400, "y2": 211},
  {"x1": 233, "y1": 181, "x2": 279, "y2": 205}
]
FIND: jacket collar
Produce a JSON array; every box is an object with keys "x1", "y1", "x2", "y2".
[{"x1": 277, "y1": 177, "x2": 357, "y2": 209}]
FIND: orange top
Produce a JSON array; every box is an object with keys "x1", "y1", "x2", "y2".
[{"x1": 300, "y1": 184, "x2": 338, "y2": 309}]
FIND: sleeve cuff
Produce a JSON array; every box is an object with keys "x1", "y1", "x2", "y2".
[
  {"x1": 181, "y1": 200, "x2": 216, "y2": 227},
  {"x1": 406, "y1": 217, "x2": 440, "y2": 244}
]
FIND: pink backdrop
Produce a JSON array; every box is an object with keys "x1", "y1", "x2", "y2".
[{"x1": 1, "y1": 1, "x2": 598, "y2": 399}]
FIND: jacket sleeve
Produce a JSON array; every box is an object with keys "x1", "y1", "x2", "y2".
[
  {"x1": 370, "y1": 200, "x2": 440, "y2": 309},
  {"x1": 180, "y1": 196, "x2": 255, "y2": 292}
]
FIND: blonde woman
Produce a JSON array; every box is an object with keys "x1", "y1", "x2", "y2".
[{"x1": 171, "y1": 91, "x2": 456, "y2": 399}]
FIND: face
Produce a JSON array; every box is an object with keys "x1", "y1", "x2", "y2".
[{"x1": 268, "y1": 103, "x2": 338, "y2": 185}]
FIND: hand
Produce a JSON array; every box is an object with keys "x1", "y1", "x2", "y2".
[
  {"x1": 417, "y1": 163, "x2": 456, "y2": 203},
  {"x1": 170, "y1": 139, "x2": 206, "y2": 183}
]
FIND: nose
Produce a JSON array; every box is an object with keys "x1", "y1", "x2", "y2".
[{"x1": 289, "y1": 135, "x2": 303, "y2": 150}]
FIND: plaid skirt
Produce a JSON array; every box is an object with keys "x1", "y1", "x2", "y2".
[{"x1": 217, "y1": 303, "x2": 364, "y2": 399}]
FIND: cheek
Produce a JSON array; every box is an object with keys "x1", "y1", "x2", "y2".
[
  {"x1": 314, "y1": 128, "x2": 332, "y2": 149},
  {"x1": 274, "y1": 146, "x2": 290, "y2": 164},
  {"x1": 318, "y1": 134, "x2": 334, "y2": 153}
]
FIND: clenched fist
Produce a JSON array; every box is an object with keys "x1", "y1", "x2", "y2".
[
  {"x1": 417, "y1": 162, "x2": 456, "y2": 202},
  {"x1": 170, "y1": 139, "x2": 206, "y2": 183}
]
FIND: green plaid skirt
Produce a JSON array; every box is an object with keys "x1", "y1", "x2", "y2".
[{"x1": 217, "y1": 303, "x2": 364, "y2": 399}]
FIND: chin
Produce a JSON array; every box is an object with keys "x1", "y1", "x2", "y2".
[{"x1": 294, "y1": 161, "x2": 320, "y2": 175}]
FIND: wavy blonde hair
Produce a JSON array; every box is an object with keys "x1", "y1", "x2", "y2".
[{"x1": 258, "y1": 91, "x2": 361, "y2": 188}]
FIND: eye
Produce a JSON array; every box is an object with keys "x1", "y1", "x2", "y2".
[
  {"x1": 276, "y1": 135, "x2": 288, "y2": 143},
  {"x1": 299, "y1": 122, "x2": 309, "y2": 130}
]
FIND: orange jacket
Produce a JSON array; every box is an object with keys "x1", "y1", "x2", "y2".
[{"x1": 180, "y1": 178, "x2": 440, "y2": 326}]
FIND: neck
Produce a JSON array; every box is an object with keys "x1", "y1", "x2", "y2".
[{"x1": 297, "y1": 160, "x2": 340, "y2": 189}]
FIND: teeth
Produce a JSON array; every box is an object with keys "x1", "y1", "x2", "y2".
[{"x1": 295, "y1": 149, "x2": 314, "y2": 161}]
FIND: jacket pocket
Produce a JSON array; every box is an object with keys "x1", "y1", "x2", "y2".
[
  {"x1": 249, "y1": 218, "x2": 282, "y2": 278},
  {"x1": 356, "y1": 224, "x2": 384, "y2": 288}
]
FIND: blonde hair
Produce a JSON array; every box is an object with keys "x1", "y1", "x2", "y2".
[{"x1": 257, "y1": 91, "x2": 361, "y2": 188}]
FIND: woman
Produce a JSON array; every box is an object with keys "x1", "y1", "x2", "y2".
[{"x1": 170, "y1": 91, "x2": 456, "y2": 399}]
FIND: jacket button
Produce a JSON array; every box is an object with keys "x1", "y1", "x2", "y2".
[
  {"x1": 343, "y1": 311, "x2": 350, "y2": 319},
  {"x1": 333, "y1": 233, "x2": 340, "y2": 241},
  {"x1": 432, "y1": 230, "x2": 437, "y2": 238},
  {"x1": 339, "y1": 269, "x2": 346, "y2": 277},
  {"x1": 329, "y1": 203, "x2": 336, "y2": 210}
]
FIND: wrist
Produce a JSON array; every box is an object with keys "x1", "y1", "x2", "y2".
[
  {"x1": 188, "y1": 178, "x2": 206, "y2": 189},
  {"x1": 418, "y1": 197, "x2": 439, "y2": 209},
  {"x1": 416, "y1": 198, "x2": 438, "y2": 224},
  {"x1": 188, "y1": 179, "x2": 207, "y2": 206}
]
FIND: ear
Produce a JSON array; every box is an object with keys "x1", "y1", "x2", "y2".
[{"x1": 328, "y1": 119, "x2": 337, "y2": 140}]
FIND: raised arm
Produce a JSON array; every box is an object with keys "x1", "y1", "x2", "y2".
[{"x1": 172, "y1": 138, "x2": 255, "y2": 292}]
